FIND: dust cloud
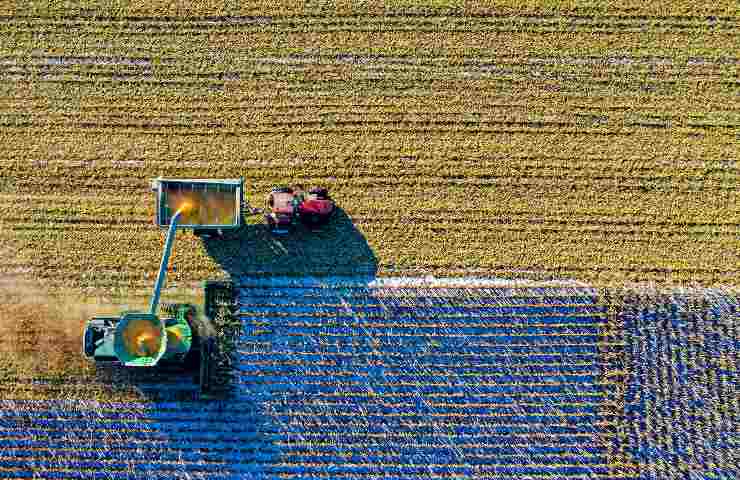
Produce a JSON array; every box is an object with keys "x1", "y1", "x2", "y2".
[{"x1": 0, "y1": 277, "x2": 120, "y2": 378}]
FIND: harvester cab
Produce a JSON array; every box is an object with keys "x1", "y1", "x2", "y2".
[{"x1": 82, "y1": 178, "x2": 244, "y2": 398}]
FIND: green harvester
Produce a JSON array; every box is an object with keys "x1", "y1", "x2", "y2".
[{"x1": 82, "y1": 178, "x2": 245, "y2": 397}]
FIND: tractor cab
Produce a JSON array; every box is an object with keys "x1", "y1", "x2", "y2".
[
  {"x1": 265, "y1": 187, "x2": 299, "y2": 234},
  {"x1": 298, "y1": 187, "x2": 336, "y2": 227},
  {"x1": 265, "y1": 186, "x2": 335, "y2": 234}
]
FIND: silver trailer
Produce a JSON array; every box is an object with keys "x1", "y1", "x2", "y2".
[{"x1": 151, "y1": 177, "x2": 246, "y2": 238}]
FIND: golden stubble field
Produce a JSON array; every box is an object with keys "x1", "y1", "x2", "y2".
[{"x1": 0, "y1": 2, "x2": 738, "y2": 358}]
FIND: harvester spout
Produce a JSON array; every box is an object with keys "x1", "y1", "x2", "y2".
[{"x1": 149, "y1": 204, "x2": 190, "y2": 315}]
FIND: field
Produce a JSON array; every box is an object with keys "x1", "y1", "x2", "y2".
[
  {"x1": 1, "y1": 3, "x2": 740, "y2": 297},
  {"x1": 0, "y1": 279, "x2": 737, "y2": 479},
  {"x1": 0, "y1": 2, "x2": 738, "y2": 479}
]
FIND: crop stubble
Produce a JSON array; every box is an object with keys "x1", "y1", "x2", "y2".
[{"x1": 1, "y1": 9, "x2": 739, "y2": 291}]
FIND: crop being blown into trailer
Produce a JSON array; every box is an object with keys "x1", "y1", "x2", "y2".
[{"x1": 82, "y1": 178, "x2": 244, "y2": 399}]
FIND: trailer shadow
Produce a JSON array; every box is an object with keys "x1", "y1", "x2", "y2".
[{"x1": 202, "y1": 207, "x2": 378, "y2": 279}]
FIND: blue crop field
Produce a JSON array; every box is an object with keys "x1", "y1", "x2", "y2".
[
  {"x1": 620, "y1": 289, "x2": 738, "y2": 480},
  {"x1": 0, "y1": 278, "x2": 736, "y2": 479}
]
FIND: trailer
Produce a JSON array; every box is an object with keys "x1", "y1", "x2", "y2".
[{"x1": 151, "y1": 177, "x2": 246, "y2": 239}]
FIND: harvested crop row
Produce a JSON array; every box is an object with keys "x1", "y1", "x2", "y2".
[
  {"x1": 3, "y1": 129, "x2": 737, "y2": 163},
  {"x1": 2, "y1": 0, "x2": 738, "y2": 15},
  {"x1": 4, "y1": 93, "x2": 740, "y2": 119},
  {"x1": 2, "y1": 27, "x2": 739, "y2": 58},
  {"x1": 1, "y1": 14, "x2": 738, "y2": 33}
]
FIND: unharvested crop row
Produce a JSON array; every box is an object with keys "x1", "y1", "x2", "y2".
[
  {"x1": 3, "y1": 409, "x2": 608, "y2": 428},
  {"x1": 237, "y1": 343, "x2": 611, "y2": 357},
  {"x1": 239, "y1": 300, "x2": 604, "y2": 313},
  {"x1": 239, "y1": 285, "x2": 604, "y2": 299},
  {"x1": 238, "y1": 316, "x2": 608, "y2": 329},
  {"x1": 240, "y1": 304, "x2": 606, "y2": 314},
  {"x1": 0, "y1": 436, "x2": 607, "y2": 453},
  {"x1": 265, "y1": 397, "x2": 608, "y2": 411},
  {"x1": 238, "y1": 368, "x2": 605, "y2": 382},
  {"x1": 240, "y1": 359, "x2": 604, "y2": 372},
  {"x1": 277, "y1": 390, "x2": 611, "y2": 404}
]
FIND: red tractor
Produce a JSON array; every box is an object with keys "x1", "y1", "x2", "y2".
[{"x1": 265, "y1": 186, "x2": 336, "y2": 234}]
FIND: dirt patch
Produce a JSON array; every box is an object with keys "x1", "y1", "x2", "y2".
[{"x1": 0, "y1": 277, "x2": 120, "y2": 381}]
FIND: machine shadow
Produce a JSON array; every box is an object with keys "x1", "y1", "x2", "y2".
[
  {"x1": 202, "y1": 207, "x2": 378, "y2": 279},
  {"x1": 88, "y1": 323, "x2": 280, "y2": 476},
  {"x1": 199, "y1": 206, "x2": 379, "y2": 475}
]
